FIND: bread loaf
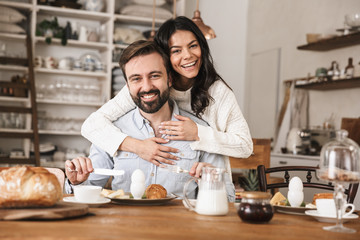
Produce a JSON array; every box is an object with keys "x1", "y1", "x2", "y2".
[
  {"x1": 0, "y1": 166, "x2": 62, "y2": 208},
  {"x1": 145, "y1": 184, "x2": 167, "y2": 199}
]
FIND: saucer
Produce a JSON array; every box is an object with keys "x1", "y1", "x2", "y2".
[
  {"x1": 305, "y1": 210, "x2": 359, "y2": 223},
  {"x1": 63, "y1": 196, "x2": 111, "y2": 206}
]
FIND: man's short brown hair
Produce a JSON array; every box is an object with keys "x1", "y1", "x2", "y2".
[{"x1": 119, "y1": 40, "x2": 170, "y2": 81}]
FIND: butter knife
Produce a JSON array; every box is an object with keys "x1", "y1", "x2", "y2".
[
  {"x1": 93, "y1": 168, "x2": 125, "y2": 176},
  {"x1": 67, "y1": 167, "x2": 124, "y2": 176}
]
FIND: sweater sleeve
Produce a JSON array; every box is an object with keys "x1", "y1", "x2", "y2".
[
  {"x1": 81, "y1": 86, "x2": 136, "y2": 156},
  {"x1": 189, "y1": 81, "x2": 253, "y2": 158}
]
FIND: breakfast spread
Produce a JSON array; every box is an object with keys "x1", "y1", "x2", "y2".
[
  {"x1": 0, "y1": 166, "x2": 62, "y2": 208},
  {"x1": 101, "y1": 183, "x2": 168, "y2": 200}
]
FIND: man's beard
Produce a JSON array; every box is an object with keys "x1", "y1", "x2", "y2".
[{"x1": 131, "y1": 87, "x2": 170, "y2": 113}]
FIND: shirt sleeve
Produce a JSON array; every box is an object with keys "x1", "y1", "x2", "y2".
[
  {"x1": 189, "y1": 81, "x2": 253, "y2": 158},
  {"x1": 81, "y1": 86, "x2": 136, "y2": 156}
]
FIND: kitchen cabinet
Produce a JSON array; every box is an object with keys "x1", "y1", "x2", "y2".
[{"x1": 0, "y1": 0, "x2": 185, "y2": 167}]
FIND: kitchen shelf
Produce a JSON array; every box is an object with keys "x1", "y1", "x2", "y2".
[
  {"x1": 113, "y1": 14, "x2": 167, "y2": 26},
  {"x1": 35, "y1": 37, "x2": 109, "y2": 51},
  {"x1": 35, "y1": 67, "x2": 107, "y2": 78},
  {"x1": 297, "y1": 31, "x2": 360, "y2": 51},
  {"x1": 0, "y1": 33, "x2": 26, "y2": 41},
  {"x1": 39, "y1": 130, "x2": 81, "y2": 136},
  {"x1": 0, "y1": 1, "x2": 32, "y2": 10},
  {"x1": 0, "y1": 65, "x2": 28, "y2": 72},
  {"x1": 295, "y1": 77, "x2": 360, "y2": 90},
  {"x1": 37, "y1": 5, "x2": 111, "y2": 23},
  {"x1": 37, "y1": 99, "x2": 102, "y2": 107},
  {"x1": 0, "y1": 96, "x2": 30, "y2": 103},
  {"x1": 0, "y1": 156, "x2": 37, "y2": 165}
]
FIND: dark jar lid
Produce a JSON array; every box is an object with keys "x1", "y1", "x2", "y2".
[{"x1": 239, "y1": 191, "x2": 272, "y2": 200}]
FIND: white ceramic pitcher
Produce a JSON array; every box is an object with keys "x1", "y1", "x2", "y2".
[
  {"x1": 183, "y1": 166, "x2": 228, "y2": 216},
  {"x1": 79, "y1": 26, "x2": 88, "y2": 42}
]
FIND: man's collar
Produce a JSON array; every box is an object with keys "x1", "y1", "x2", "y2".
[{"x1": 133, "y1": 99, "x2": 180, "y2": 130}]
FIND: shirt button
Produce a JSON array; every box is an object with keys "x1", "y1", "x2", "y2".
[{"x1": 151, "y1": 173, "x2": 154, "y2": 177}]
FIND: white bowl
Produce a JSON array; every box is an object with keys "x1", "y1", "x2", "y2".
[
  {"x1": 345, "y1": 13, "x2": 360, "y2": 27},
  {"x1": 73, "y1": 185, "x2": 102, "y2": 203}
]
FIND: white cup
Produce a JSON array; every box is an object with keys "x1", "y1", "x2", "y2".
[
  {"x1": 316, "y1": 198, "x2": 355, "y2": 217},
  {"x1": 73, "y1": 185, "x2": 102, "y2": 203}
]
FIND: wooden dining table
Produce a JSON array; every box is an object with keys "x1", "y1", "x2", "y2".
[{"x1": 0, "y1": 199, "x2": 359, "y2": 240}]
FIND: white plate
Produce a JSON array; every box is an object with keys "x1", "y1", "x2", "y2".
[
  {"x1": 110, "y1": 194, "x2": 176, "y2": 206},
  {"x1": 305, "y1": 210, "x2": 359, "y2": 223},
  {"x1": 63, "y1": 196, "x2": 111, "y2": 206},
  {"x1": 273, "y1": 204, "x2": 316, "y2": 215}
]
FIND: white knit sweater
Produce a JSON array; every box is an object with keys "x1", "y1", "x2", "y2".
[{"x1": 81, "y1": 80, "x2": 253, "y2": 174}]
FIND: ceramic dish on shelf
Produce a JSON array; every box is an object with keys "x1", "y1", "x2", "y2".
[
  {"x1": 79, "y1": 53, "x2": 101, "y2": 72},
  {"x1": 305, "y1": 210, "x2": 359, "y2": 223},
  {"x1": 273, "y1": 204, "x2": 316, "y2": 215},
  {"x1": 63, "y1": 196, "x2": 111, "y2": 206},
  {"x1": 109, "y1": 193, "x2": 176, "y2": 206}
]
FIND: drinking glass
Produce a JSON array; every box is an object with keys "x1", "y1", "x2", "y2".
[{"x1": 317, "y1": 129, "x2": 360, "y2": 233}]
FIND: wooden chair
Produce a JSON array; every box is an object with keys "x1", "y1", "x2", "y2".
[
  {"x1": 230, "y1": 139, "x2": 271, "y2": 170},
  {"x1": 257, "y1": 165, "x2": 359, "y2": 203},
  {"x1": 230, "y1": 139, "x2": 283, "y2": 190}
]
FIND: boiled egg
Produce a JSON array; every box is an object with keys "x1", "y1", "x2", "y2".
[
  {"x1": 131, "y1": 169, "x2": 145, "y2": 183},
  {"x1": 288, "y1": 176, "x2": 303, "y2": 191}
]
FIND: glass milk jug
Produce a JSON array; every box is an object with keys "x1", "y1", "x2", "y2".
[{"x1": 183, "y1": 166, "x2": 228, "y2": 215}]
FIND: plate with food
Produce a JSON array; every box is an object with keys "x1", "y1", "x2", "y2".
[
  {"x1": 101, "y1": 184, "x2": 176, "y2": 206},
  {"x1": 271, "y1": 192, "x2": 316, "y2": 215}
]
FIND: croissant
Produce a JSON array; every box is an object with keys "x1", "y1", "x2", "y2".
[
  {"x1": 0, "y1": 166, "x2": 62, "y2": 208},
  {"x1": 145, "y1": 184, "x2": 167, "y2": 199}
]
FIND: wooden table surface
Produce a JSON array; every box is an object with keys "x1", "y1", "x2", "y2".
[{"x1": 0, "y1": 200, "x2": 359, "y2": 240}]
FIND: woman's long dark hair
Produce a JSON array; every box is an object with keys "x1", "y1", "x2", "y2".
[{"x1": 154, "y1": 16, "x2": 229, "y2": 118}]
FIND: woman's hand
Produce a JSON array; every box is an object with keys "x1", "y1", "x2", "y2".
[
  {"x1": 159, "y1": 114, "x2": 199, "y2": 141},
  {"x1": 189, "y1": 162, "x2": 214, "y2": 178},
  {"x1": 132, "y1": 137, "x2": 180, "y2": 166},
  {"x1": 65, "y1": 157, "x2": 93, "y2": 185}
]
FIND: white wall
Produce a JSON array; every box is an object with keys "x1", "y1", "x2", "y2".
[
  {"x1": 246, "y1": 0, "x2": 360, "y2": 140},
  {"x1": 185, "y1": 0, "x2": 249, "y2": 111},
  {"x1": 186, "y1": 0, "x2": 360, "y2": 140}
]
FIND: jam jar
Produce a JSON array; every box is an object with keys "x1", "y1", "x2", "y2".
[{"x1": 238, "y1": 192, "x2": 274, "y2": 223}]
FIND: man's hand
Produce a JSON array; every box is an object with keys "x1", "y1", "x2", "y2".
[
  {"x1": 189, "y1": 162, "x2": 214, "y2": 178},
  {"x1": 65, "y1": 157, "x2": 94, "y2": 185},
  {"x1": 159, "y1": 114, "x2": 199, "y2": 141}
]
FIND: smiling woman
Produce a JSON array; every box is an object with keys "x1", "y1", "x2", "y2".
[{"x1": 81, "y1": 16, "x2": 253, "y2": 182}]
